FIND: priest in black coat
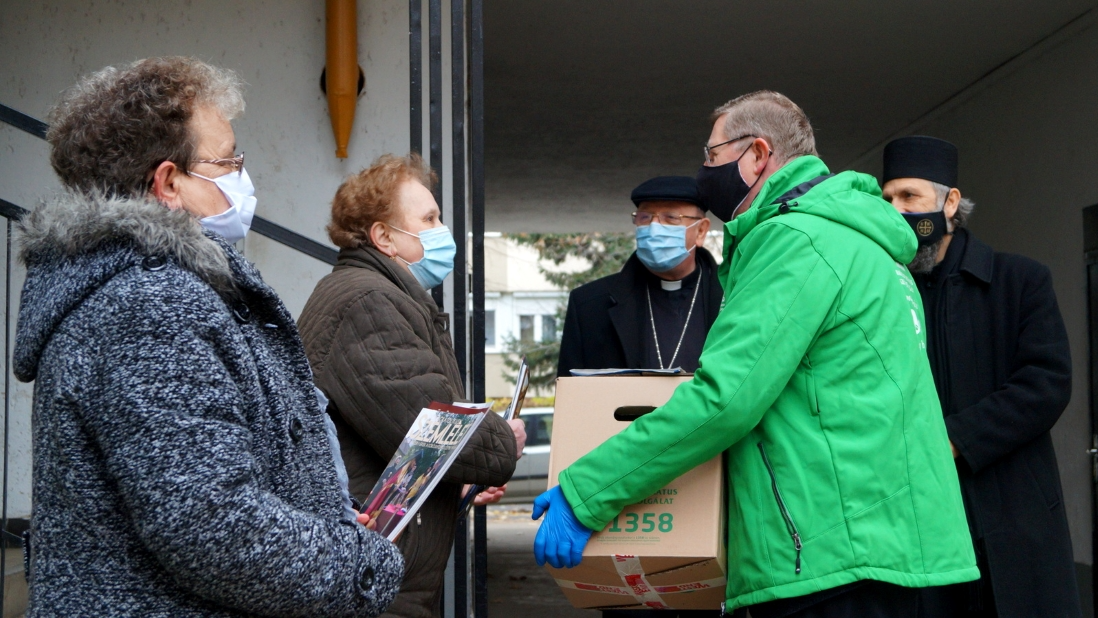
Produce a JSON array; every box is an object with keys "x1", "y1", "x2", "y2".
[
  {"x1": 882, "y1": 136, "x2": 1080, "y2": 618},
  {"x1": 557, "y1": 176, "x2": 723, "y2": 378},
  {"x1": 556, "y1": 176, "x2": 725, "y2": 618}
]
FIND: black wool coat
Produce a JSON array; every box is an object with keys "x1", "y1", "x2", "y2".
[
  {"x1": 557, "y1": 249, "x2": 723, "y2": 376},
  {"x1": 919, "y1": 229, "x2": 1080, "y2": 617}
]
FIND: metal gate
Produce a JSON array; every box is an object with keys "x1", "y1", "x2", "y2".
[
  {"x1": 1083, "y1": 203, "x2": 1098, "y2": 616},
  {"x1": 408, "y1": 1, "x2": 490, "y2": 614}
]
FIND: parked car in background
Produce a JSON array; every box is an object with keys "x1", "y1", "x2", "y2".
[{"x1": 501, "y1": 407, "x2": 552, "y2": 503}]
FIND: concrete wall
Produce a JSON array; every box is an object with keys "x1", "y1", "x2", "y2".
[
  {"x1": 0, "y1": 0, "x2": 418, "y2": 517},
  {"x1": 852, "y1": 17, "x2": 1098, "y2": 568},
  {"x1": 0, "y1": 0, "x2": 419, "y2": 313}
]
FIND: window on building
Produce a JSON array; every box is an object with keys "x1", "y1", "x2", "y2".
[
  {"x1": 541, "y1": 314, "x2": 557, "y2": 342},
  {"x1": 519, "y1": 315, "x2": 535, "y2": 344},
  {"x1": 485, "y1": 310, "x2": 496, "y2": 347}
]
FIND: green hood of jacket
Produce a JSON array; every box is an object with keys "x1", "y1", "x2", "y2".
[{"x1": 559, "y1": 155, "x2": 977, "y2": 610}]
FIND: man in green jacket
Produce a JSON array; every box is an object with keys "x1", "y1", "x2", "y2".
[{"x1": 533, "y1": 91, "x2": 979, "y2": 617}]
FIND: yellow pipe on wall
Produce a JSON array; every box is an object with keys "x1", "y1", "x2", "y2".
[{"x1": 326, "y1": 0, "x2": 358, "y2": 158}]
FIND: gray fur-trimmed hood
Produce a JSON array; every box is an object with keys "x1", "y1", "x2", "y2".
[
  {"x1": 14, "y1": 192, "x2": 238, "y2": 381},
  {"x1": 18, "y1": 191, "x2": 234, "y2": 291}
]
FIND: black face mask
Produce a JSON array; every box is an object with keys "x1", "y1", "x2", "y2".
[
  {"x1": 901, "y1": 210, "x2": 948, "y2": 246},
  {"x1": 696, "y1": 147, "x2": 758, "y2": 223}
]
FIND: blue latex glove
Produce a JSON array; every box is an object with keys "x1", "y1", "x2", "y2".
[{"x1": 532, "y1": 485, "x2": 594, "y2": 568}]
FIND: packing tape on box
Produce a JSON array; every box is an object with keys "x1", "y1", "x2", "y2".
[{"x1": 553, "y1": 555, "x2": 724, "y2": 609}]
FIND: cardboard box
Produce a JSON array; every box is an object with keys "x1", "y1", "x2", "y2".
[{"x1": 546, "y1": 375, "x2": 726, "y2": 611}]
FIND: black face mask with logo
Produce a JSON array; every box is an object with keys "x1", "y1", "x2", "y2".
[{"x1": 901, "y1": 210, "x2": 947, "y2": 246}]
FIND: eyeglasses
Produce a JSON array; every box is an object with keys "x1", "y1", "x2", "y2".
[
  {"x1": 703, "y1": 134, "x2": 753, "y2": 165},
  {"x1": 632, "y1": 212, "x2": 705, "y2": 227},
  {"x1": 191, "y1": 152, "x2": 245, "y2": 174}
]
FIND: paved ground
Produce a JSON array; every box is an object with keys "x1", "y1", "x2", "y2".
[{"x1": 486, "y1": 504, "x2": 597, "y2": 617}]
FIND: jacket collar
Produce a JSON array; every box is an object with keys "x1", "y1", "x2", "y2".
[
  {"x1": 14, "y1": 191, "x2": 265, "y2": 382},
  {"x1": 955, "y1": 228, "x2": 994, "y2": 284},
  {"x1": 335, "y1": 245, "x2": 440, "y2": 311},
  {"x1": 607, "y1": 253, "x2": 647, "y2": 367},
  {"x1": 720, "y1": 157, "x2": 830, "y2": 282},
  {"x1": 725, "y1": 156, "x2": 831, "y2": 246}
]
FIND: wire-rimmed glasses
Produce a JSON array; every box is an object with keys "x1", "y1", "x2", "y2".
[
  {"x1": 632, "y1": 212, "x2": 705, "y2": 227},
  {"x1": 703, "y1": 134, "x2": 753, "y2": 165},
  {"x1": 191, "y1": 153, "x2": 245, "y2": 174}
]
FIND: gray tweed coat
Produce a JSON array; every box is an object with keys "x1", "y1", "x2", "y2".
[{"x1": 14, "y1": 193, "x2": 404, "y2": 617}]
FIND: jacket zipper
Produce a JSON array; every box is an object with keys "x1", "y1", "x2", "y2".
[{"x1": 758, "y1": 442, "x2": 803, "y2": 574}]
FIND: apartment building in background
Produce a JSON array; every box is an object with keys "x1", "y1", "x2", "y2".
[{"x1": 483, "y1": 233, "x2": 574, "y2": 398}]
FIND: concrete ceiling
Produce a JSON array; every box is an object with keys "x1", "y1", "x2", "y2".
[{"x1": 483, "y1": 0, "x2": 1095, "y2": 232}]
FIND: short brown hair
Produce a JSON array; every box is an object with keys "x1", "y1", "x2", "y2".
[
  {"x1": 328, "y1": 153, "x2": 437, "y2": 249},
  {"x1": 47, "y1": 57, "x2": 244, "y2": 198},
  {"x1": 713, "y1": 91, "x2": 817, "y2": 166}
]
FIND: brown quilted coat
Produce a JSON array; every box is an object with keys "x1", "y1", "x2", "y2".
[{"x1": 298, "y1": 246, "x2": 518, "y2": 618}]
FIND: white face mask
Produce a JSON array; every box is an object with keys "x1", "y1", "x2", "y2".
[{"x1": 192, "y1": 167, "x2": 257, "y2": 244}]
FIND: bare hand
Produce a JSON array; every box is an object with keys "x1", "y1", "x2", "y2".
[
  {"x1": 356, "y1": 511, "x2": 376, "y2": 530},
  {"x1": 474, "y1": 485, "x2": 507, "y2": 506},
  {"x1": 508, "y1": 419, "x2": 527, "y2": 456},
  {"x1": 357, "y1": 510, "x2": 403, "y2": 542},
  {"x1": 949, "y1": 441, "x2": 959, "y2": 459}
]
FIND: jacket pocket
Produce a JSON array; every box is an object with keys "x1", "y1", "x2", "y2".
[
  {"x1": 1022, "y1": 453, "x2": 1062, "y2": 511},
  {"x1": 804, "y1": 361, "x2": 820, "y2": 416},
  {"x1": 758, "y1": 442, "x2": 803, "y2": 574}
]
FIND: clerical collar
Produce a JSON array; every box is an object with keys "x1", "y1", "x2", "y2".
[{"x1": 647, "y1": 261, "x2": 702, "y2": 292}]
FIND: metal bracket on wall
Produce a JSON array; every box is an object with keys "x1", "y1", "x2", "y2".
[
  {"x1": 1088, "y1": 435, "x2": 1097, "y2": 482},
  {"x1": 0, "y1": 103, "x2": 48, "y2": 140}
]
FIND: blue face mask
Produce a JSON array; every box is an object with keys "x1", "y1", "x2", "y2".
[
  {"x1": 392, "y1": 225, "x2": 457, "y2": 289},
  {"x1": 635, "y1": 220, "x2": 700, "y2": 273}
]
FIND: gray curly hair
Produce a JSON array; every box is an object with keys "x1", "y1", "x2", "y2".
[{"x1": 47, "y1": 57, "x2": 245, "y2": 198}]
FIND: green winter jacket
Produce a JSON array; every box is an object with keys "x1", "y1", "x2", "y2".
[{"x1": 558, "y1": 156, "x2": 979, "y2": 610}]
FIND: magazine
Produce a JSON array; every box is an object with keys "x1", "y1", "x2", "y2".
[
  {"x1": 360, "y1": 401, "x2": 493, "y2": 540},
  {"x1": 456, "y1": 356, "x2": 531, "y2": 516}
]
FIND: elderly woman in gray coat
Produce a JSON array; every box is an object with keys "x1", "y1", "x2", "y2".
[{"x1": 15, "y1": 57, "x2": 403, "y2": 617}]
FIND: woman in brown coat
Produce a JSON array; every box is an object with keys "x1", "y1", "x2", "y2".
[{"x1": 298, "y1": 153, "x2": 524, "y2": 618}]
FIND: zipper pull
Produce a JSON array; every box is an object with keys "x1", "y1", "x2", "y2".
[
  {"x1": 793, "y1": 532, "x2": 803, "y2": 574},
  {"x1": 417, "y1": 512, "x2": 422, "y2": 526}
]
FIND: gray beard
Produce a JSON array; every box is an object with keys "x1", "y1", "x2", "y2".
[{"x1": 907, "y1": 242, "x2": 942, "y2": 274}]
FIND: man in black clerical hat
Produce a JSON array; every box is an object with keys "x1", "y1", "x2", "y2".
[
  {"x1": 557, "y1": 176, "x2": 722, "y2": 382},
  {"x1": 882, "y1": 136, "x2": 1081, "y2": 618},
  {"x1": 556, "y1": 175, "x2": 723, "y2": 618}
]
